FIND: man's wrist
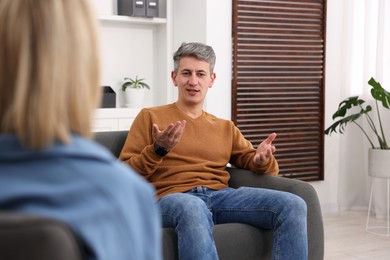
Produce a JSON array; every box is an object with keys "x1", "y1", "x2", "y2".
[{"x1": 153, "y1": 143, "x2": 169, "y2": 157}]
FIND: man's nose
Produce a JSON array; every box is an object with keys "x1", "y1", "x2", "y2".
[{"x1": 188, "y1": 74, "x2": 198, "y2": 85}]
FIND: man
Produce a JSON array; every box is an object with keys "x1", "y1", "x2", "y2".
[{"x1": 120, "y1": 42, "x2": 307, "y2": 259}]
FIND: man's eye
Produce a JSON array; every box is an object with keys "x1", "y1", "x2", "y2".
[
  {"x1": 197, "y1": 73, "x2": 206, "y2": 77},
  {"x1": 182, "y1": 72, "x2": 190, "y2": 76}
]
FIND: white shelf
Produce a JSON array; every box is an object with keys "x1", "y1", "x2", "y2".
[
  {"x1": 93, "y1": 108, "x2": 141, "y2": 132},
  {"x1": 98, "y1": 15, "x2": 167, "y2": 25},
  {"x1": 94, "y1": 108, "x2": 141, "y2": 118},
  {"x1": 92, "y1": 0, "x2": 172, "y2": 132}
]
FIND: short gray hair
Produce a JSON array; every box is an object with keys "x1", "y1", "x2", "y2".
[{"x1": 173, "y1": 42, "x2": 216, "y2": 74}]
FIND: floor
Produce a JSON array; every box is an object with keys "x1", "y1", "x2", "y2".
[{"x1": 323, "y1": 211, "x2": 390, "y2": 260}]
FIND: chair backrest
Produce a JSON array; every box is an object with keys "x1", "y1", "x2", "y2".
[
  {"x1": 0, "y1": 212, "x2": 84, "y2": 260},
  {"x1": 93, "y1": 131, "x2": 128, "y2": 158}
]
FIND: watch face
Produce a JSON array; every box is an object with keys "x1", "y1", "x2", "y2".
[{"x1": 154, "y1": 143, "x2": 169, "y2": 157}]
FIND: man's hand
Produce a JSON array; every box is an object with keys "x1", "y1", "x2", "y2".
[
  {"x1": 253, "y1": 133, "x2": 277, "y2": 165},
  {"x1": 152, "y1": 120, "x2": 187, "y2": 150}
]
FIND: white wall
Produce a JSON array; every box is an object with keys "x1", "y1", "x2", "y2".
[
  {"x1": 312, "y1": 0, "x2": 345, "y2": 213},
  {"x1": 204, "y1": 0, "x2": 232, "y2": 120}
]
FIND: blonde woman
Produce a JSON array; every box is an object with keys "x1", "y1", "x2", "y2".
[{"x1": 0, "y1": 1, "x2": 161, "y2": 259}]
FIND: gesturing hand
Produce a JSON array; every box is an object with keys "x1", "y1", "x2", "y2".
[
  {"x1": 253, "y1": 133, "x2": 277, "y2": 165},
  {"x1": 152, "y1": 120, "x2": 187, "y2": 150}
]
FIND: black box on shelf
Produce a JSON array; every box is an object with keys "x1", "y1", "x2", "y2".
[
  {"x1": 146, "y1": 0, "x2": 159, "y2": 17},
  {"x1": 118, "y1": 0, "x2": 146, "y2": 17},
  {"x1": 101, "y1": 86, "x2": 116, "y2": 108}
]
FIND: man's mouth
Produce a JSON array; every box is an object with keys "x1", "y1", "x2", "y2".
[{"x1": 187, "y1": 88, "x2": 200, "y2": 93}]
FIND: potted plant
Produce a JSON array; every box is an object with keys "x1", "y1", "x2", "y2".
[
  {"x1": 325, "y1": 77, "x2": 390, "y2": 224},
  {"x1": 121, "y1": 76, "x2": 150, "y2": 108},
  {"x1": 325, "y1": 77, "x2": 390, "y2": 168},
  {"x1": 324, "y1": 77, "x2": 389, "y2": 150}
]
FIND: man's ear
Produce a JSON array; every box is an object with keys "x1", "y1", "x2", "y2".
[
  {"x1": 209, "y1": 73, "x2": 216, "y2": 88},
  {"x1": 171, "y1": 71, "x2": 178, "y2": 86}
]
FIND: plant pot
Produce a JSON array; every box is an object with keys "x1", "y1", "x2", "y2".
[
  {"x1": 369, "y1": 149, "x2": 390, "y2": 178},
  {"x1": 124, "y1": 88, "x2": 146, "y2": 108},
  {"x1": 368, "y1": 149, "x2": 390, "y2": 220}
]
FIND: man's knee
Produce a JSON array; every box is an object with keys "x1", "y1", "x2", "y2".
[
  {"x1": 159, "y1": 193, "x2": 212, "y2": 227},
  {"x1": 286, "y1": 194, "x2": 307, "y2": 219},
  {"x1": 160, "y1": 193, "x2": 210, "y2": 217}
]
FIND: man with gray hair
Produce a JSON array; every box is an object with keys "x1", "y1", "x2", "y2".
[{"x1": 120, "y1": 42, "x2": 308, "y2": 260}]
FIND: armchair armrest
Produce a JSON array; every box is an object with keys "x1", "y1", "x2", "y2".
[{"x1": 227, "y1": 167, "x2": 324, "y2": 260}]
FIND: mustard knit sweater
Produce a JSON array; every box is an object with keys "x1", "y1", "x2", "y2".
[{"x1": 119, "y1": 103, "x2": 279, "y2": 198}]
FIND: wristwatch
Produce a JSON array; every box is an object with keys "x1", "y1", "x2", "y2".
[{"x1": 153, "y1": 143, "x2": 169, "y2": 157}]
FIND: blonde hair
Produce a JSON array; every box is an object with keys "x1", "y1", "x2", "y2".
[{"x1": 0, "y1": 0, "x2": 101, "y2": 149}]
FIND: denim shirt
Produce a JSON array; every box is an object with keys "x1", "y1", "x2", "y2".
[{"x1": 0, "y1": 134, "x2": 161, "y2": 260}]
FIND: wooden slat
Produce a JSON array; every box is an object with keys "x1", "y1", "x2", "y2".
[{"x1": 232, "y1": 0, "x2": 326, "y2": 180}]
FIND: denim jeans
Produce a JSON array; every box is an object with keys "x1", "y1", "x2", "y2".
[{"x1": 158, "y1": 186, "x2": 308, "y2": 260}]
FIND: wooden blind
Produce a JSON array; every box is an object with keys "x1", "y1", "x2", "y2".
[{"x1": 232, "y1": 0, "x2": 326, "y2": 181}]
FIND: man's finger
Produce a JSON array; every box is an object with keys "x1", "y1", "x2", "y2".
[
  {"x1": 265, "y1": 132, "x2": 277, "y2": 143},
  {"x1": 152, "y1": 124, "x2": 160, "y2": 136}
]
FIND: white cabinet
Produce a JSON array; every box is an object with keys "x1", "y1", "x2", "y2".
[
  {"x1": 92, "y1": 108, "x2": 141, "y2": 132},
  {"x1": 95, "y1": 0, "x2": 173, "y2": 109},
  {"x1": 90, "y1": 0, "x2": 174, "y2": 131}
]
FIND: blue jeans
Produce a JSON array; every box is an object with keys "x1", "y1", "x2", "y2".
[{"x1": 158, "y1": 186, "x2": 308, "y2": 260}]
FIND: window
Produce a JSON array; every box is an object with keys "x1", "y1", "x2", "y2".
[{"x1": 232, "y1": 0, "x2": 326, "y2": 180}]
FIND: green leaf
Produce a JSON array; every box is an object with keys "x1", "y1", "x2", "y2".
[
  {"x1": 325, "y1": 105, "x2": 371, "y2": 135},
  {"x1": 332, "y1": 96, "x2": 366, "y2": 119},
  {"x1": 121, "y1": 75, "x2": 151, "y2": 90},
  {"x1": 326, "y1": 111, "x2": 361, "y2": 135},
  {"x1": 368, "y1": 77, "x2": 390, "y2": 109}
]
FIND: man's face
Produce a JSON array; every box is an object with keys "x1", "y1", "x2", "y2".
[{"x1": 171, "y1": 56, "x2": 216, "y2": 106}]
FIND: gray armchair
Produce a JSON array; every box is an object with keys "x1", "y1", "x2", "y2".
[{"x1": 94, "y1": 131, "x2": 324, "y2": 260}]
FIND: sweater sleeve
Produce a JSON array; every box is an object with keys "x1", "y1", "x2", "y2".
[
  {"x1": 229, "y1": 123, "x2": 279, "y2": 176},
  {"x1": 119, "y1": 109, "x2": 164, "y2": 179}
]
